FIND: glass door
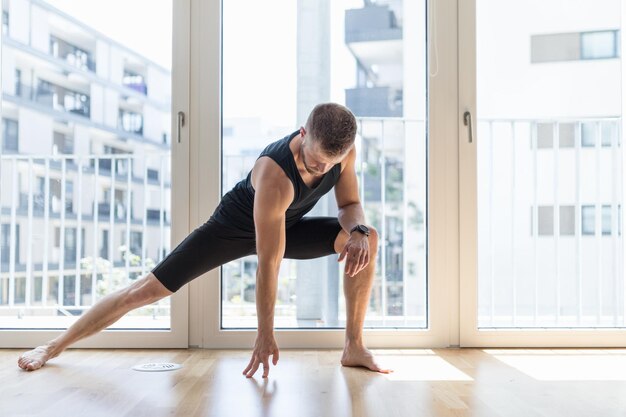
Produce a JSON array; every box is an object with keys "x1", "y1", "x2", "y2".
[
  {"x1": 0, "y1": 0, "x2": 190, "y2": 348},
  {"x1": 220, "y1": 0, "x2": 427, "y2": 330},
  {"x1": 194, "y1": 0, "x2": 457, "y2": 348},
  {"x1": 460, "y1": 0, "x2": 626, "y2": 345}
]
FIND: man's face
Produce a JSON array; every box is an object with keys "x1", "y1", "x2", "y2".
[{"x1": 300, "y1": 129, "x2": 350, "y2": 176}]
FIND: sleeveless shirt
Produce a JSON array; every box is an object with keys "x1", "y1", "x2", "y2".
[{"x1": 210, "y1": 130, "x2": 342, "y2": 234}]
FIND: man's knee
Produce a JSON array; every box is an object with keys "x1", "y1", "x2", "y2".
[
  {"x1": 367, "y1": 225, "x2": 379, "y2": 254},
  {"x1": 124, "y1": 273, "x2": 172, "y2": 308}
]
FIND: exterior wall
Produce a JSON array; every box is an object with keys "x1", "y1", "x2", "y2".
[
  {"x1": 103, "y1": 90, "x2": 119, "y2": 128},
  {"x1": 2, "y1": 46, "x2": 16, "y2": 96},
  {"x1": 95, "y1": 39, "x2": 110, "y2": 80},
  {"x1": 142, "y1": 104, "x2": 162, "y2": 142},
  {"x1": 9, "y1": 0, "x2": 29, "y2": 45},
  {"x1": 89, "y1": 84, "x2": 104, "y2": 124},
  {"x1": 477, "y1": 0, "x2": 620, "y2": 119},
  {"x1": 18, "y1": 108, "x2": 52, "y2": 153},
  {"x1": 30, "y1": 5, "x2": 49, "y2": 53}
]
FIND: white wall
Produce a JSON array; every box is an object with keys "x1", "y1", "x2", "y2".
[
  {"x1": 103, "y1": 90, "x2": 119, "y2": 128},
  {"x1": 2, "y1": 45, "x2": 16, "y2": 96},
  {"x1": 95, "y1": 39, "x2": 110, "y2": 80},
  {"x1": 477, "y1": 0, "x2": 621, "y2": 119},
  {"x1": 29, "y1": 5, "x2": 49, "y2": 54},
  {"x1": 147, "y1": 65, "x2": 170, "y2": 104},
  {"x1": 142, "y1": 104, "x2": 162, "y2": 142},
  {"x1": 89, "y1": 84, "x2": 104, "y2": 124},
  {"x1": 108, "y1": 46, "x2": 124, "y2": 85},
  {"x1": 18, "y1": 108, "x2": 52, "y2": 154},
  {"x1": 9, "y1": 0, "x2": 30, "y2": 45},
  {"x1": 73, "y1": 124, "x2": 90, "y2": 155}
]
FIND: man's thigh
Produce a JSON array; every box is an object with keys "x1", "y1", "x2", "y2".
[
  {"x1": 151, "y1": 218, "x2": 256, "y2": 293},
  {"x1": 283, "y1": 216, "x2": 343, "y2": 260}
]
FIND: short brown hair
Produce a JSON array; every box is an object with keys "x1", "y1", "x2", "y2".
[{"x1": 305, "y1": 103, "x2": 357, "y2": 157}]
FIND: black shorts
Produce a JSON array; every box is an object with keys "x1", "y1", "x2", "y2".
[{"x1": 151, "y1": 216, "x2": 343, "y2": 292}]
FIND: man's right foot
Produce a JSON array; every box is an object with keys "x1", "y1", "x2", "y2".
[{"x1": 17, "y1": 345, "x2": 56, "y2": 371}]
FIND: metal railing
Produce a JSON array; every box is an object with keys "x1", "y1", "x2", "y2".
[{"x1": 477, "y1": 117, "x2": 624, "y2": 328}]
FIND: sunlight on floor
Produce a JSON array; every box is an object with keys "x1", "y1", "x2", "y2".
[
  {"x1": 371, "y1": 350, "x2": 474, "y2": 382},
  {"x1": 483, "y1": 349, "x2": 626, "y2": 381}
]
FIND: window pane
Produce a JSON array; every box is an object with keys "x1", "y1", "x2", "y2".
[
  {"x1": 0, "y1": 0, "x2": 173, "y2": 329},
  {"x1": 477, "y1": 0, "x2": 622, "y2": 328},
  {"x1": 581, "y1": 31, "x2": 617, "y2": 60},
  {"x1": 581, "y1": 205, "x2": 596, "y2": 236},
  {"x1": 602, "y1": 205, "x2": 612, "y2": 236},
  {"x1": 221, "y1": 0, "x2": 427, "y2": 329}
]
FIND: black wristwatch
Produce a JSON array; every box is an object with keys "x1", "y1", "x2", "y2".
[{"x1": 350, "y1": 224, "x2": 370, "y2": 237}]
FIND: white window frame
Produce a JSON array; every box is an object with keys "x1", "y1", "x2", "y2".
[
  {"x1": 458, "y1": 0, "x2": 626, "y2": 347},
  {"x1": 0, "y1": 0, "x2": 190, "y2": 349},
  {"x1": 188, "y1": 0, "x2": 458, "y2": 349}
]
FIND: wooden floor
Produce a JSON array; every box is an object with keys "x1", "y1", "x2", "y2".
[{"x1": 3, "y1": 347, "x2": 626, "y2": 417}]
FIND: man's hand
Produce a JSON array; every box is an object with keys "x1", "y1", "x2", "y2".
[
  {"x1": 338, "y1": 233, "x2": 370, "y2": 277},
  {"x1": 243, "y1": 332, "x2": 280, "y2": 378}
]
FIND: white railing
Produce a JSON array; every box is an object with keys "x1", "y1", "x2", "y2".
[{"x1": 477, "y1": 117, "x2": 624, "y2": 328}]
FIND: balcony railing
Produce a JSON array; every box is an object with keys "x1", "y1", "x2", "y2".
[
  {"x1": 346, "y1": 86, "x2": 403, "y2": 117},
  {"x1": 0, "y1": 153, "x2": 171, "y2": 311},
  {"x1": 13, "y1": 82, "x2": 90, "y2": 118},
  {"x1": 50, "y1": 35, "x2": 96, "y2": 72},
  {"x1": 476, "y1": 117, "x2": 624, "y2": 328}
]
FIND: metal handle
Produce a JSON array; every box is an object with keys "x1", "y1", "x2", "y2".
[
  {"x1": 463, "y1": 110, "x2": 473, "y2": 143},
  {"x1": 177, "y1": 111, "x2": 185, "y2": 143}
]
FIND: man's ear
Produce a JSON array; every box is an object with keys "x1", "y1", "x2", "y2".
[{"x1": 299, "y1": 126, "x2": 306, "y2": 137}]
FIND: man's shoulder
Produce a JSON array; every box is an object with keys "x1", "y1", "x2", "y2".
[{"x1": 251, "y1": 156, "x2": 294, "y2": 193}]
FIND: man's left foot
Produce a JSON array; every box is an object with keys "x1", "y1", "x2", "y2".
[{"x1": 341, "y1": 343, "x2": 393, "y2": 374}]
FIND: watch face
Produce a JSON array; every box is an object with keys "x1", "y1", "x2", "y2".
[{"x1": 359, "y1": 225, "x2": 370, "y2": 235}]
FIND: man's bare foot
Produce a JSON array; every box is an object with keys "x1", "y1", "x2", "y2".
[
  {"x1": 341, "y1": 342, "x2": 393, "y2": 374},
  {"x1": 17, "y1": 345, "x2": 57, "y2": 371}
]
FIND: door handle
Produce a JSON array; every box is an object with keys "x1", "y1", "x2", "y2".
[
  {"x1": 463, "y1": 110, "x2": 473, "y2": 143},
  {"x1": 177, "y1": 111, "x2": 185, "y2": 143}
]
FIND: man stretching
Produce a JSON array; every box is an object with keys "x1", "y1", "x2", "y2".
[{"x1": 18, "y1": 103, "x2": 392, "y2": 378}]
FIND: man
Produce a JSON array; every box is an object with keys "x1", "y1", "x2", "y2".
[{"x1": 18, "y1": 103, "x2": 392, "y2": 378}]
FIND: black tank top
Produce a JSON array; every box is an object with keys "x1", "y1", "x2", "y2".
[{"x1": 210, "y1": 130, "x2": 342, "y2": 234}]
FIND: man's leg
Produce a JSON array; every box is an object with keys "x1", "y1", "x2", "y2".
[
  {"x1": 18, "y1": 217, "x2": 256, "y2": 371},
  {"x1": 333, "y1": 226, "x2": 392, "y2": 373},
  {"x1": 17, "y1": 273, "x2": 172, "y2": 371}
]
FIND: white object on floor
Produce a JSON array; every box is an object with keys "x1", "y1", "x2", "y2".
[{"x1": 132, "y1": 362, "x2": 182, "y2": 372}]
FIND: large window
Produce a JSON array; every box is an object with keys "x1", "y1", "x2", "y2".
[
  {"x1": 0, "y1": 0, "x2": 175, "y2": 332},
  {"x1": 474, "y1": 0, "x2": 623, "y2": 329},
  {"x1": 221, "y1": 0, "x2": 427, "y2": 329},
  {"x1": 1, "y1": 118, "x2": 18, "y2": 152}
]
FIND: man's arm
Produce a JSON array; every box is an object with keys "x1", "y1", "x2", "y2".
[
  {"x1": 242, "y1": 157, "x2": 293, "y2": 378},
  {"x1": 335, "y1": 146, "x2": 366, "y2": 233},
  {"x1": 334, "y1": 146, "x2": 371, "y2": 277}
]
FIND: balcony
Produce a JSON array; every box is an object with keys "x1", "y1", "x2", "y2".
[
  {"x1": 119, "y1": 110, "x2": 144, "y2": 136},
  {"x1": 96, "y1": 202, "x2": 126, "y2": 221},
  {"x1": 13, "y1": 82, "x2": 90, "y2": 118},
  {"x1": 123, "y1": 71, "x2": 148, "y2": 95},
  {"x1": 345, "y1": 4, "x2": 402, "y2": 44},
  {"x1": 49, "y1": 35, "x2": 96, "y2": 72},
  {"x1": 346, "y1": 86, "x2": 402, "y2": 117}
]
